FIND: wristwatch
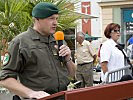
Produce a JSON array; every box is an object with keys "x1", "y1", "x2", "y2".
[{"x1": 66, "y1": 57, "x2": 72, "y2": 64}]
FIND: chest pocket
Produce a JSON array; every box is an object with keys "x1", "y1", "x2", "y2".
[
  {"x1": 111, "y1": 47, "x2": 123, "y2": 60},
  {"x1": 81, "y1": 45, "x2": 90, "y2": 57},
  {"x1": 25, "y1": 44, "x2": 50, "y2": 65}
]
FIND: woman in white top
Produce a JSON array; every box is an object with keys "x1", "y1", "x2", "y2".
[{"x1": 100, "y1": 23, "x2": 125, "y2": 82}]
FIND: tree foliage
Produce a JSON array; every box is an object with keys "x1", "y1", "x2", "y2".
[
  {"x1": 0, "y1": 0, "x2": 80, "y2": 42},
  {"x1": 0, "y1": 0, "x2": 80, "y2": 56},
  {"x1": 0, "y1": 0, "x2": 81, "y2": 66}
]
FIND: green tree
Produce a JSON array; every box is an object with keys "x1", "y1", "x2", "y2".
[
  {"x1": 0, "y1": 0, "x2": 80, "y2": 66},
  {"x1": 0, "y1": 0, "x2": 31, "y2": 66}
]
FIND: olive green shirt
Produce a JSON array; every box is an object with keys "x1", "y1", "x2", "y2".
[{"x1": 0, "y1": 27, "x2": 70, "y2": 94}]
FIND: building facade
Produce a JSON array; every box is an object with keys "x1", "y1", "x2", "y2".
[
  {"x1": 75, "y1": 0, "x2": 101, "y2": 37},
  {"x1": 99, "y1": 0, "x2": 133, "y2": 46}
]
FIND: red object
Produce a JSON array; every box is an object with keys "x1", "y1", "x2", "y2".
[
  {"x1": 81, "y1": 2, "x2": 91, "y2": 35},
  {"x1": 98, "y1": 44, "x2": 102, "y2": 57},
  {"x1": 38, "y1": 80, "x2": 133, "y2": 100}
]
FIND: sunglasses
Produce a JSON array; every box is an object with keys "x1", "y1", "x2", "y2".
[{"x1": 111, "y1": 30, "x2": 120, "y2": 33}]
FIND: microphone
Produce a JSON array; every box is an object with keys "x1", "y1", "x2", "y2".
[{"x1": 54, "y1": 31, "x2": 64, "y2": 62}]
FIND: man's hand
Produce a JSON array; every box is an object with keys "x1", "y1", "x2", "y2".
[
  {"x1": 55, "y1": 44, "x2": 76, "y2": 77},
  {"x1": 0, "y1": 78, "x2": 50, "y2": 99},
  {"x1": 27, "y1": 91, "x2": 50, "y2": 99},
  {"x1": 59, "y1": 45, "x2": 71, "y2": 61}
]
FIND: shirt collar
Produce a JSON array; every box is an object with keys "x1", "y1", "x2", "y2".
[
  {"x1": 77, "y1": 40, "x2": 87, "y2": 46},
  {"x1": 110, "y1": 38, "x2": 118, "y2": 46},
  {"x1": 27, "y1": 27, "x2": 55, "y2": 43},
  {"x1": 82, "y1": 40, "x2": 86, "y2": 45}
]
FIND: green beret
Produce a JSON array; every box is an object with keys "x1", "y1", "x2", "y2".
[{"x1": 32, "y1": 2, "x2": 59, "y2": 19}]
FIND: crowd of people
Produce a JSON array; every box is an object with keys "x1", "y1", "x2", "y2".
[{"x1": 0, "y1": 1, "x2": 132, "y2": 100}]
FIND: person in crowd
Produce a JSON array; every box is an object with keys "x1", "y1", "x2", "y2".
[
  {"x1": 100, "y1": 23, "x2": 126, "y2": 82},
  {"x1": 127, "y1": 36, "x2": 133, "y2": 46},
  {"x1": 0, "y1": 2, "x2": 76, "y2": 99},
  {"x1": 126, "y1": 43, "x2": 133, "y2": 65},
  {"x1": 126, "y1": 36, "x2": 133, "y2": 60},
  {"x1": 75, "y1": 32, "x2": 97, "y2": 87}
]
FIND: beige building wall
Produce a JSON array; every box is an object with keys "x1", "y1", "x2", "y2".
[
  {"x1": 102, "y1": 7, "x2": 113, "y2": 41},
  {"x1": 99, "y1": 0, "x2": 133, "y2": 42}
]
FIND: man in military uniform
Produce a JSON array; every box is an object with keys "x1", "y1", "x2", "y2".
[{"x1": 0, "y1": 2, "x2": 76, "y2": 99}]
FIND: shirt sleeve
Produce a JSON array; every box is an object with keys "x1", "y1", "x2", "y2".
[
  {"x1": 100, "y1": 42, "x2": 112, "y2": 63},
  {"x1": 87, "y1": 41, "x2": 96, "y2": 56},
  {"x1": 0, "y1": 41, "x2": 24, "y2": 80}
]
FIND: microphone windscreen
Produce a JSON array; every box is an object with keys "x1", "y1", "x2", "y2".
[{"x1": 54, "y1": 31, "x2": 64, "y2": 40}]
